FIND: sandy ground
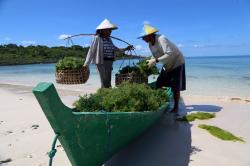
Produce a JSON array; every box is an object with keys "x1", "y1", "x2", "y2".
[{"x1": 0, "y1": 84, "x2": 250, "y2": 166}]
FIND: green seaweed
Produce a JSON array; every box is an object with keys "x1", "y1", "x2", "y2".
[
  {"x1": 74, "y1": 82, "x2": 168, "y2": 112},
  {"x1": 137, "y1": 58, "x2": 159, "y2": 76},
  {"x1": 198, "y1": 124, "x2": 245, "y2": 142},
  {"x1": 177, "y1": 112, "x2": 215, "y2": 122},
  {"x1": 56, "y1": 56, "x2": 84, "y2": 71},
  {"x1": 118, "y1": 58, "x2": 159, "y2": 76}
]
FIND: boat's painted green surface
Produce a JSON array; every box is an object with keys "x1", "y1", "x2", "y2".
[{"x1": 33, "y1": 82, "x2": 172, "y2": 166}]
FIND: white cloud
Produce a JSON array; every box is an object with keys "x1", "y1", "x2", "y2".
[
  {"x1": 83, "y1": 44, "x2": 90, "y2": 47},
  {"x1": 139, "y1": 32, "x2": 145, "y2": 36},
  {"x1": 58, "y1": 34, "x2": 71, "y2": 40},
  {"x1": 133, "y1": 44, "x2": 151, "y2": 55},
  {"x1": 143, "y1": 20, "x2": 150, "y2": 25},
  {"x1": 4, "y1": 37, "x2": 11, "y2": 41},
  {"x1": 135, "y1": 45, "x2": 142, "y2": 50},
  {"x1": 141, "y1": 49, "x2": 151, "y2": 54},
  {"x1": 193, "y1": 44, "x2": 202, "y2": 48},
  {"x1": 177, "y1": 44, "x2": 184, "y2": 48},
  {"x1": 22, "y1": 40, "x2": 36, "y2": 46}
]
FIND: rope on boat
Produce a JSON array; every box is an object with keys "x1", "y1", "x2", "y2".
[{"x1": 48, "y1": 133, "x2": 60, "y2": 166}]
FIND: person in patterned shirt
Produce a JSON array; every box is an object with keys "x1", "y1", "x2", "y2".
[{"x1": 84, "y1": 19, "x2": 133, "y2": 88}]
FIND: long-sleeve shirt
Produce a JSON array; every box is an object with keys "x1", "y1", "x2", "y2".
[
  {"x1": 84, "y1": 35, "x2": 117, "y2": 66},
  {"x1": 149, "y1": 34, "x2": 185, "y2": 72}
]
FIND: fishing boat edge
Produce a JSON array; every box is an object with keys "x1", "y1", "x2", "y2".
[{"x1": 32, "y1": 82, "x2": 171, "y2": 166}]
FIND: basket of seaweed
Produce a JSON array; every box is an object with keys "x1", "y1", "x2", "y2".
[
  {"x1": 55, "y1": 57, "x2": 89, "y2": 84},
  {"x1": 115, "y1": 58, "x2": 159, "y2": 86}
]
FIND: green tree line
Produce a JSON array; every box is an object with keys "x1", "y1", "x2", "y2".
[{"x1": 0, "y1": 44, "x2": 140, "y2": 65}]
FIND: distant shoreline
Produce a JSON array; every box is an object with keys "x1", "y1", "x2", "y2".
[
  {"x1": 0, "y1": 57, "x2": 143, "y2": 66},
  {"x1": 1, "y1": 55, "x2": 250, "y2": 66},
  {"x1": 0, "y1": 61, "x2": 56, "y2": 66},
  {"x1": 0, "y1": 44, "x2": 142, "y2": 66}
]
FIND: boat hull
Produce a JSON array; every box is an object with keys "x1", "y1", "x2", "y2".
[{"x1": 33, "y1": 82, "x2": 171, "y2": 166}]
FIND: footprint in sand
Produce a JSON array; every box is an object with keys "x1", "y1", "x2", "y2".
[
  {"x1": 230, "y1": 97, "x2": 242, "y2": 101},
  {"x1": 57, "y1": 144, "x2": 62, "y2": 148},
  {"x1": 190, "y1": 146, "x2": 202, "y2": 155},
  {"x1": 0, "y1": 158, "x2": 12, "y2": 164},
  {"x1": 26, "y1": 155, "x2": 33, "y2": 158},
  {"x1": 6, "y1": 130, "x2": 13, "y2": 135},
  {"x1": 31, "y1": 124, "x2": 39, "y2": 130}
]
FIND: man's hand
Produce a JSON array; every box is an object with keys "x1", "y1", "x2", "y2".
[{"x1": 146, "y1": 59, "x2": 156, "y2": 68}]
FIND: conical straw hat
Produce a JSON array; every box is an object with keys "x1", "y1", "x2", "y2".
[
  {"x1": 138, "y1": 24, "x2": 158, "y2": 38},
  {"x1": 96, "y1": 19, "x2": 118, "y2": 30}
]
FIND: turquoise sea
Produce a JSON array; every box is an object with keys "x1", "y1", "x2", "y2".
[{"x1": 0, "y1": 55, "x2": 250, "y2": 97}]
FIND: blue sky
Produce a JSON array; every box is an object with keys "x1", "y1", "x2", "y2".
[{"x1": 1, "y1": 0, "x2": 250, "y2": 57}]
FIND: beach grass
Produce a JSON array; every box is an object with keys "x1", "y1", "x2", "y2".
[
  {"x1": 198, "y1": 124, "x2": 245, "y2": 142},
  {"x1": 177, "y1": 112, "x2": 215, "y2": 122}
]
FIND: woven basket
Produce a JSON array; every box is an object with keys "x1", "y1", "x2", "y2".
[
  {"x1": 115, "y1": 72, "x2": 148, "y2": 86},
  {"x1": 55, "y1": 66, "x2": 89, "y2": 84}
]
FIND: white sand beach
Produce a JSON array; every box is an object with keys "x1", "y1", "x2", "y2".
[
  {"x1": 0, "y1": 83, "x2": 250, "y2": 166},
  {"x1": 1, "y1": 0, "x2": 250, "y2": 164}
]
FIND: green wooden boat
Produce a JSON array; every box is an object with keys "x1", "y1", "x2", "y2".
[{"x1": 33, "y1": 82, "x2": 172, "y2": 166}]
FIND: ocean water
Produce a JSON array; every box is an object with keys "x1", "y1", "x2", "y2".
[{"x1": 0, "y1": 56, "x2": 250, "y2": 97}]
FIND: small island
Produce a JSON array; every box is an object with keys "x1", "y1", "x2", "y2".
[{"x1": 0, "y1": 44, "x2": 141, "y2": 66}]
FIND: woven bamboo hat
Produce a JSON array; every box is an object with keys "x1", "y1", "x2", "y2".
[
  {"x1": 138, "y1": 24, "x2": 158, "y2": 38},
  {"x1": 96, "y1": 19, "x2": 118, "y2": 30}
]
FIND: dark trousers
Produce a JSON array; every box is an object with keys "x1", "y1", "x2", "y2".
[
  {"x1": 156, "y1": 64, "x2": 186, "y2": 91},
  {"x1": 97, "y1": 60, "x2": 113, "y2": 88}
]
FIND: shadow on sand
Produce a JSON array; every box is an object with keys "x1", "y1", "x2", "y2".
[
  {"x1": 106, "y1": 98, "x2": 222, "y2": 166},
  {"x1": 106, "y1": 114, "x2": 192, "y2": 166},
  {"x1": 185, "y1": 104, "x2": 222, "y2": 113}
]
